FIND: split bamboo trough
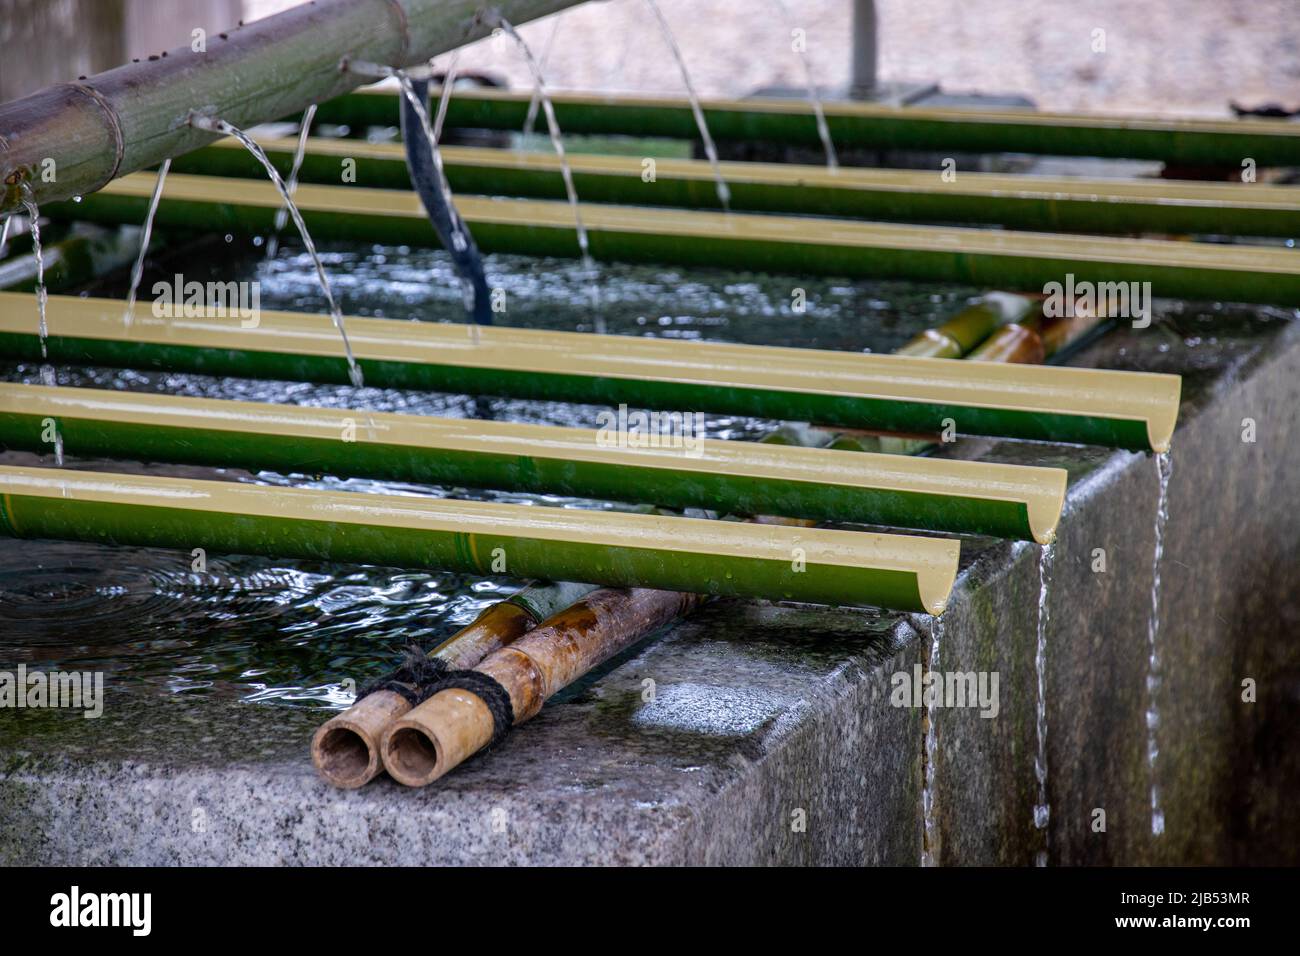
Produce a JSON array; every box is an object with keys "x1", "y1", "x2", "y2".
[
  {"x1": 0, "y1": 465, "x2": 959, "y2": 613},
  {"x1": 0, "y1": 382, "x2": 1067, "y2": 542},
  {"x1": 309, "y1": 295, "x2": 1038, "y2": 787},
  {"x1": 172, "y1": 136, "x2": 1300, "y2": 238},
  {"x1": 0, "y1": 293, "x2": 1182, "y2": 451},
  {"x1": 309, "y1": 85, "x2": 1300, "y2": 167},
  {"x1": 50, "y1": 173, "x2": 1300, "y2": 308}
]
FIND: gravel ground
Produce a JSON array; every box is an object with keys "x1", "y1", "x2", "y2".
[{"x1": 245, "y1": 0, "x2": 1300, "y2": 118}]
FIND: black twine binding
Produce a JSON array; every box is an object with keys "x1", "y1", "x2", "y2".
[
  {"x1": 419, "y1": 670, "x2": 515, "y2": 748},
  {"x1": 356, "y1": 645, "x2": 449, "y2": 706}
]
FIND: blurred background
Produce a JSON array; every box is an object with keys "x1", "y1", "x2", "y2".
[{"x1": 2, "y1": 0, "x2": 1297, "y2": 115}]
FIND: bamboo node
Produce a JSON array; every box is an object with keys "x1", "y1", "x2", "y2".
[
  {"x1": 68, "y1": 82, "x2": 125, "y2": 188},
  {"x1": 380, "y1": 0, "x2": 412, "y2": 67}
]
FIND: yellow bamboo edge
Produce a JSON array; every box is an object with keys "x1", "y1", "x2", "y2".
[
  {"x1": 92, "y1": 172, "x2": 1300, "y2": 280},
  {"x1": 223, "y1": 135, "x2": 1300, "y2": 213},
  {"x1": 0, "y1": 466, "x2": 960, "y2": 615},
  {"x1": 0, "y1": 382, "x2": 1068, "y2": 543},
  {"x1": 0, "y1": 293, "x2": 1183, "y2": 453}
]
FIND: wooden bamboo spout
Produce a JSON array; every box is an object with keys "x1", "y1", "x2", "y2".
[
  {"x1": 312, "y1": 580, "x2": 595, "y2": 788},
  {"x1": 382, "y1": 588, "x2": 703, "y2": 786},
  {"x1": 311, "y1": 600, "x2": 534, "y2": 789},
  {"x1": 0, "y1": 0, "x2": 586, "y2": 215}
]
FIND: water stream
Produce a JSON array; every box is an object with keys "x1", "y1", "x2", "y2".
[
  {"x1": 921, "y1": 613, "x2": 943, "y2": 866},
  {"x1": 643, "y1": 0, "x2": 731, "y2": 211},
  {"x1": 495, "y1": 16, "x2": 601, "y2": 321},
  {"x1": 19, "y1": 188, "x2": 61, "y2": 465},
  {"x1": 1033, "y1": 542, "x2": 1054, "y2": 866},
  {"x1": 189, "y1": 114, "x2": 364, "y2": 390},
  {"x1": 522, "y1": 16, "x2": 562, "y2": 137},
  {"x1": 432, "y1": 54, "x2": 461, "y2": 144},
  {"x1": 1145, "y1": 451, "x2": 1173, "y2": 837},
  {"x1": 395, "y1": 70, "x2": 487, "y2": 325},
  {"x1": 0, "y1": 214, "x2": 12, "y2": 259},
  {"x1": 768, "y1": 0, "x2": 839, "y2": 168},
  {"x1": 123, "y1": 158, "x2": 171, "y2": 328},
  {"x1": 266, "y1": 103, "x2": 317, "y2": 260},
  {"x1": 392, "y1": 73, "x2": 467, "y2": 256}
]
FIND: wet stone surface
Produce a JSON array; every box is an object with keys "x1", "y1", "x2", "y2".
[{"x1": 0, "y1": 246, "x2": 1296, "y2": 863}]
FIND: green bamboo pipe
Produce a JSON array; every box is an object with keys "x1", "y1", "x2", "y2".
[
  {"x1": 0, "y1": 0, "x2": 588, "y2": 215},
  {"x1": 307, "y1": 85, "x2": 1300, "y2": 167},
  {"x1": 755, "y1": 292, "x2": 1030, "y2": 509},
  {"x1": 171, "y1": 137, "x2": 1300, "y2": 238},
  {"x1": 821, "y1": 300, "x2": 1108, "y2": 457},
  {"x1": 0, "y1": 292, "x2": 1181, "y2": 452},
  {"x1": 893, "y1": 291, "x2": 1027, "y2": 359},
  {"x1": 0, "y1": 465, "x2": 959, "y2": 613},
  {"x1": 46, "y1": 173, "x2": 1300, "y2": 308},
  {"x1": 0, "y1": 382, "x2": 1066, "y2": 542}
]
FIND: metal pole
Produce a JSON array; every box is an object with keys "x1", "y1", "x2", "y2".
[{"x1": 850, "y1": 0, "x2": 877, "y2": 95}]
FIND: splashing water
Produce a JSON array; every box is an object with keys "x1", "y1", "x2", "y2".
[
  {"x1": 921, "y1": 613, "x2": 943, "y2": 866},
  {"x1": 190, "y1": 114, "x2": 364, "y2": 389},
  {"x1": 522, "y1": 16, "x2": 562, "y2": 137},
  {"x1": 495, "y1": 15, "x2": 601, "y2": 320},
  {"x1": 767, "y1": 0, "x2": 838, "y2": 169},
  {"x1": 643, "y1": 0, "x2": 731, "y2": 211},
  {"x1": 266, "y1": 103, "x2": 317, "y2": 260},
  {"x1": 1033, "y1": 542, "x2": 1054, "y2": 866},
  {"x1": 123, "y1": 158, "x2": 171, "y2": 328},
  {"x1": 1146, "y1": 451, "x2": 1173, "y2": 837},
  {"x1": 19, "y1": 188, "x2": 62, "y2": 465}
]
